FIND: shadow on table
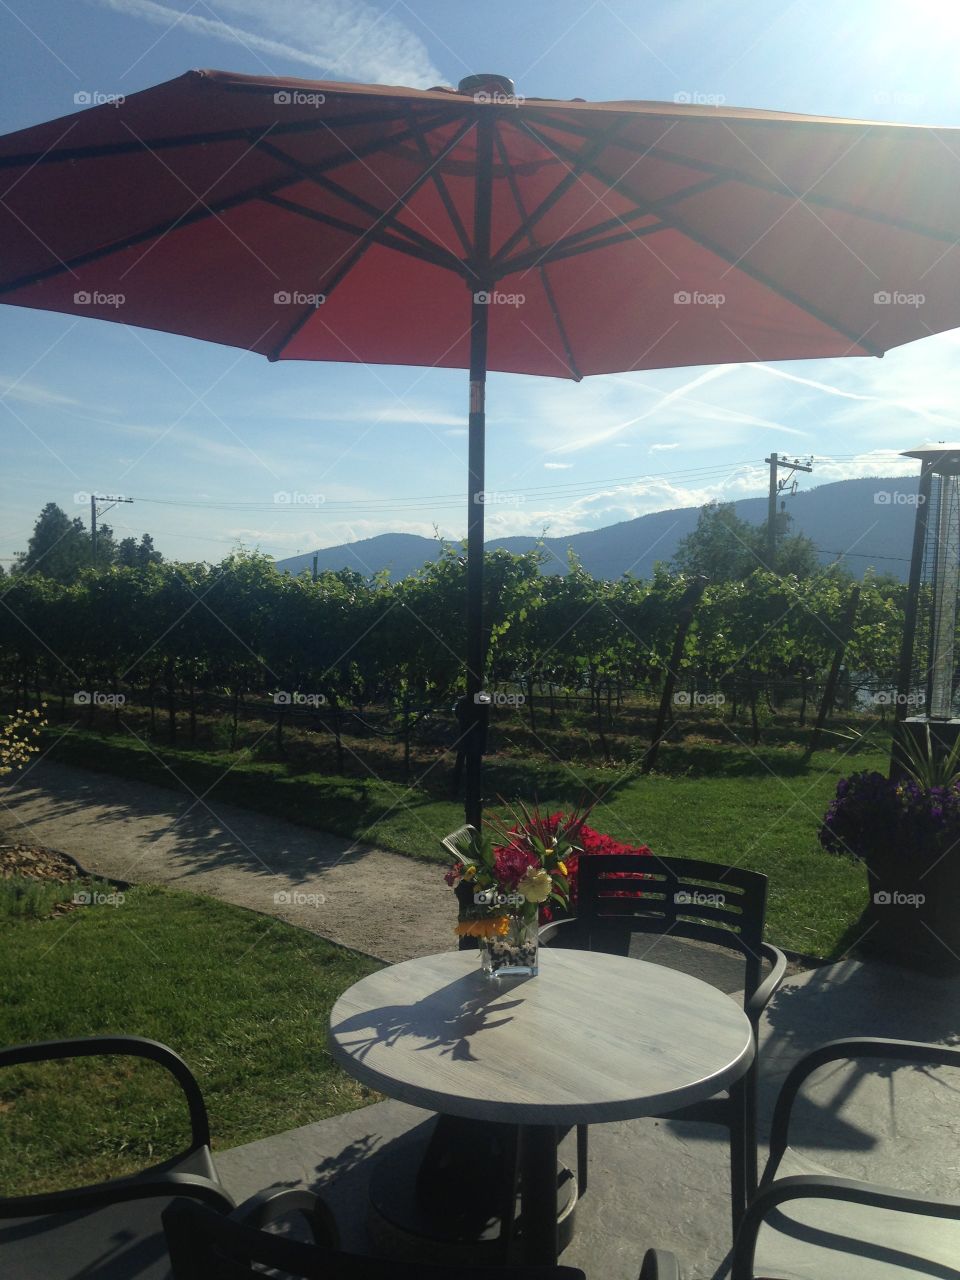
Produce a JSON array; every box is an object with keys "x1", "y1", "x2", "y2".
[{"x1": 331, "y1": 973, "x2": 527, "y2": 1064}]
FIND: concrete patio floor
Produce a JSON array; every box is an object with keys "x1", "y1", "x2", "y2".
[{"x1": 213, "y1": 954, "x2": 960, "y2": 1279}]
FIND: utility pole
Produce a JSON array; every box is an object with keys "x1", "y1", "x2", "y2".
[
  {"x1": 312, "y1": 552, "x2": 318, "y2": 582},
  {"x1": 90, "y1": 494, "x2": 133, "y2": 564},
  {"x1": 764, "y1": 454, "x2": 813, "y2": 568}
]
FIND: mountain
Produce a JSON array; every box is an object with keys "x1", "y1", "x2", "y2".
[
  {"x1": 276, "y1": 532, "x2": 444, "y2": 581},
  {"x1": 275, "y1": 474, "x2": 918, "y2": 582}
]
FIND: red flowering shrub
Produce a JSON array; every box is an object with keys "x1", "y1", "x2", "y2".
[{"x1": 495, "y1": 811, "x2": 652, "y2": 922}]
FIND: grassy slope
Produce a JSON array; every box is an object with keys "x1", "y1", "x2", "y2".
[{"x1": 1, "y1": 879, "x2": 379, "y2": 1193}]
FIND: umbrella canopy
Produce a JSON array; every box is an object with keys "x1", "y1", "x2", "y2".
[
  {"x1": 3, "y1": 69, "x2": 960, "y2": 823},
  {"x1": 3, "y1": 69, "x2": 960, "y2": 371}
]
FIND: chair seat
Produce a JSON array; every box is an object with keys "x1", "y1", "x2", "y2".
[
  {"x1": 753, "y1": 1146, "x2": 960, "y2": 1280},
  {"x1": 0, "y1": 1148, "x2": 218, "y2": 1280}
]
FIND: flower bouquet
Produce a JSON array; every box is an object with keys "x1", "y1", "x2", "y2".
[{"x1": 444, "y1": 802, "x2": 653, "y2": 977}]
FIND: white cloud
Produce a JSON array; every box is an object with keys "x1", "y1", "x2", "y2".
[
  {"x1": 256, "y1": 396, "x2": 465, "y2": 427},
  {"x1": 649, "y1": 442, "x2": 680, "y2": 452},
  {"x1": 750, "y1": 362, "x2": 957, "y2": 427},
  {"x1": 99, "y1": 0, "x2": 445, "y2": 86},
  {"x1": 544, "y1": 461, "x2": 573, "y2": 469},
  {"x1": 0, "y1": 376, "x2": 81, "y2": 407}
]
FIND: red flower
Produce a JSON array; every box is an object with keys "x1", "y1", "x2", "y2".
[
  {"x1": 493, "y1": 842, "x2": 539, "y2": 889},
  {"x1": 486, "y1": 812, "x2": 653, "y2": 918}
]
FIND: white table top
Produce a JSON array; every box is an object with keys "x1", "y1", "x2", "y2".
[{"x1": 328, "y1": 948, "x2": 755, "y2": 1125}]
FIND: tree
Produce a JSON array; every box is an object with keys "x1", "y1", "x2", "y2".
[
  {"x1": 673, "y1": 500, "x2": 819, "y2": 581},
  {"x1": 93, "y1": 521, "x2": 117, "y2": 568},
  {"x1": 14, "y1": 503, "x2": 89, "y2": 583},
  {"x1": 117, "y1": 533, "x2": 163, "y2": 568},
  {"x1": 673, "y1": 502, "x2": 762, "y2": 581}
]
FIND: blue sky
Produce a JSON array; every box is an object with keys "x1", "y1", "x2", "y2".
[{"x1": 2, "y1": 0, "x2": 959, "y2": 570}]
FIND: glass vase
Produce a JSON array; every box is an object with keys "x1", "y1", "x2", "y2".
[{"x1": 479, "y1": 914, "x2": 539, "y2": 978}]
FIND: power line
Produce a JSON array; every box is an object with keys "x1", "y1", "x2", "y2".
[
  {"x1": 814, "y1": 548, "x2": 911, "y2": 563},
  {"x1": 123, "y1": 458, "x2": 766, "y2": 514}
]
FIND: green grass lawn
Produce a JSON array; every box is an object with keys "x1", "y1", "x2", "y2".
[
  {"x1": 42, "y1": 726, "x2": 878, "y2": 959},
  {"x1": 0, "y1": 877, "x2": 380, "y2": 1195}
]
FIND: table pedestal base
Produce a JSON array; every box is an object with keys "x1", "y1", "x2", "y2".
[{"x1": 367, "y1": 1118, "x2": 577, "y2": 1265}]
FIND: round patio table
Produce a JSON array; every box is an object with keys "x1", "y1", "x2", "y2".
[{"x1": 328, "y1": 947, "x2": 754, "y2": 1265}]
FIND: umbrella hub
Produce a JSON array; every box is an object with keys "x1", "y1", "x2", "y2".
[{"x1": 457, "y1": 73, "x2": 516, "y2": 101}]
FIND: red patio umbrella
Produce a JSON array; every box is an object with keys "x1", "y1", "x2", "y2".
[{"x1": 3, "y1": 68, "x2": 960, "y2": 827}]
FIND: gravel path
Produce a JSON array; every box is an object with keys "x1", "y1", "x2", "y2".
[{"x1": 0, "y1": 761, "x2": 455, "y2": 963}]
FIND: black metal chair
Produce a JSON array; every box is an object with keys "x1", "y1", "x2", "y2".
[
  {"x1": 540, "y1": 855, "x2": 787, "y2": 1239},
  {"x1": 162, "y1": 1193, "x2": 589, "y2": 1278},
  {"x1": 729, "y1": 1037, "x2": 960, "y2": 1279},
  {"x1": 0, "y1": 1035, "x2": 235, "y2": 1279}
]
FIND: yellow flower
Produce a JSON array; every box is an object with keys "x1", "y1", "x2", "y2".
[
  {"x1": 463, "y1": 865, "x2": 477, "y2": 881},
  {"x1": 455, "y1": 915, "x2": 510, "y2": 938},
  {"x1": 518, "y1": 866, "x2": 552, "y2": 904},
  {"x1": 556, "y1": 861, "x2": 568, "y2": 877}
]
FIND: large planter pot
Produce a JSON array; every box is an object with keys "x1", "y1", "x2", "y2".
[{"x1": 860, "y1": 841, "x2": 960, "y2": 974}]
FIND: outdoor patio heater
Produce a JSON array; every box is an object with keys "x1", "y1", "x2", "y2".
[{"x1": 893, "y1": 444, "x2": 960, "y2": 769}]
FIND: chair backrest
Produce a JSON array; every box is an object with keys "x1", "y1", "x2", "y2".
[
  {"x1": 163, "y1": 1198, "x2": 586, "y2": 1279},
  {"x1": 571, "y1": 854, "x2": 769, "y2": 1003}
]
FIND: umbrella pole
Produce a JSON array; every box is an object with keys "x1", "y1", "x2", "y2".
[
  {"x1": 464, "y1": 298, "x2": 489, "y2": 831},
  {"x1": 464, "y1": 111, "x2": 495, "y2": 832}
]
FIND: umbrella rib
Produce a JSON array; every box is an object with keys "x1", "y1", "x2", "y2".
[
  {"x1": 261, "y1": 193, "x2": 466, "y2": 274},
  {"x1": 517, "y1": 120, "x2": 884, "y2": 357},
  {"x1": 254, "y1": 124, "x2": 473, "y2": 272},
  {"x1": 489, "y1": 115, "x2": 628, "y2": 267},
  {"x1": 520, "y1": 106, "x2": 960, "y2": 248},
  {"x1": 499, "y1": 207, "x2": 670, "y2": 275},
  {"x1": 643, "y1": 138, "x2": 960, "y2": 247},
  {"x1": 493, "y1": 121, "x2": 582, "y2": 381},
  {"x1": 508, "y1": 221, "x2": 668, "y2": 274},
  {"x1": 0, "y1": 105, "x2": 458, "y2": 170},
  {"x1": 0, "y1": 117, "x2": 456, "y2": 298},
  {"x1": 0, "y1": 182, "x2": 278, "y2": 298},
  {"x1": 264, "y1": 120, "x2": 479, "y2": 361},
  {"x1": 404, "y1": 107, "x2": 473, "y2": 258},
  {"x1": 498, "y1": 173, "x2": 725, "y2": 274}
]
